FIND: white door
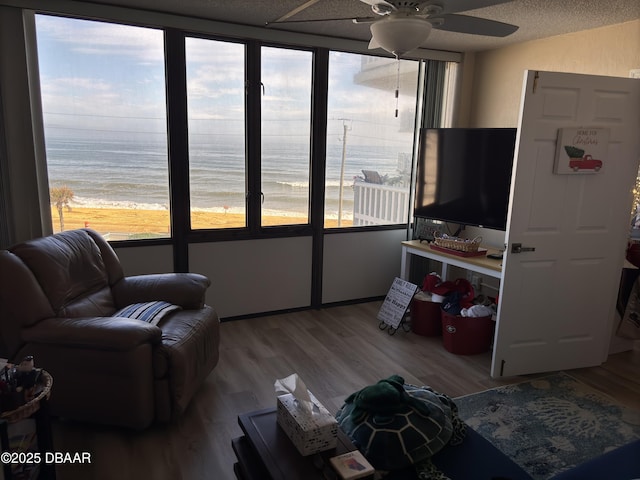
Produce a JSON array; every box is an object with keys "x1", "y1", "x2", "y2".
[{"x1": 491, "y1": 71, "x2": 640, "y2": 377}]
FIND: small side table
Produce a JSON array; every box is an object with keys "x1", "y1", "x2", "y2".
[{"x1": 0, "y1": 369, "x2": 56, "y2": 480}]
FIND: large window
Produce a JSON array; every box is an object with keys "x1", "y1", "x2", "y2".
[
  {"x1": 186, "y1": 43, "x2": 314, "y2": 230},
  {"x1": 261, "y1": 46, "x2": 313, "y2": 227},
  {"x1": 325, "y1": 53, "x2": 420, "y2": 227},
  {"x1": 186, "y1": 37, "x2": 246, "y2": 230},
  {"x1": 36, "y1": 15, "x2": 169, "y2": 240},
  {"x1": 34, "y1": 13, "x2": 454, "y2": 241}
]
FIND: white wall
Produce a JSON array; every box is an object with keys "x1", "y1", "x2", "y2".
[
  {"x1": 114, "y1": 244, "x2": 174, "y2": 276},
  {"x1": 466, "y1": 20, "x2": 640, "y2": 128},
  {"x1": 190, "y1": 237, "x2": 313, "y2": 318},
  {"x1": 112, "y1": 229, "x2": 410, "y2": 318},
  {"x1": 322, "y1": 229, "x2": 407, "y2": 303},
  {"x1": 187, "y1": 230, "x2": 409, "y2": 317}
]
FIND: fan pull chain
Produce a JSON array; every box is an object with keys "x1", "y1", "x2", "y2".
[{"x1": 395, "y1": 56, "x2": 400, "y2": 118}]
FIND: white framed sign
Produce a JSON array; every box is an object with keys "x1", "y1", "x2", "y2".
[
  {"x1": 553, "y1": 127, "x2": 610, "y2": 174},
  {"x1": 377, "y1": 277, "x2": 418, "y2": 329}
]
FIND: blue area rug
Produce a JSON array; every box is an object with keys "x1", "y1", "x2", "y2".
[{"x1": 455, "y1": 372, "x2": 640, "y2": 479}]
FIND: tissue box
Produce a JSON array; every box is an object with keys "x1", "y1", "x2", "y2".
[{"x1": 276, "y1": 392, "x2": 338, "y2": 456}]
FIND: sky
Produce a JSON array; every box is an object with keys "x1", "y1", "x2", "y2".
[{"x1": 34, "y1": 14, "x2": 420, "y2": 149}]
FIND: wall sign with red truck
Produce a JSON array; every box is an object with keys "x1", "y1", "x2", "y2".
[{"x1": 553, "y1": 127, "x2": 610, "y2": 174}]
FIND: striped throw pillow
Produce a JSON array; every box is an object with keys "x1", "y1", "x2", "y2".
[{"x1": 114, "y1": 301, "x2": 181, "y2": 326}]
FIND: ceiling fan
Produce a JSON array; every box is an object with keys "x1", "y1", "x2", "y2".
[{"x1": 268, "y1": 0, "x2": 519, "y2": 57}]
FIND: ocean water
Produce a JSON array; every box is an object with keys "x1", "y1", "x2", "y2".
[{"x1": 44, "y1": 136, "x2": 411, "y2": 218}]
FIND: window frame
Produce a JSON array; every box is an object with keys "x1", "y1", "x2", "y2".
[
  {"x1": 184, "y1": 38, "x2": 318, "y2": 243},
  {"x1": 35, "y1": 14, "x2": 172, "y2": 242},
  {"x1": 30, "y1": 11, "x2": 455, "y2": 250},
  {"x1": 323, "y1": 51, "x2": 425, "y2": 230},
  {"x1": 259, "y1": 43, "x2": 315, "y2": 229}
]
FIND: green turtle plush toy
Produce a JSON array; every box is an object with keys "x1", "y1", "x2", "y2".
[{"x1": 336, "y1": 375, "x2": 465, "y2": 480}]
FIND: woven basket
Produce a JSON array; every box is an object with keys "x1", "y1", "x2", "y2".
[
  {"x1": 0, "y1": 370, "x2": 53, "y2": 423},
  {"x1": 433, "y1": 233, "x2": 482, "y2": 253}
]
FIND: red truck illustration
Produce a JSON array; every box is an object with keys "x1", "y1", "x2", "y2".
[
  {"x1": 569, "y1": 154, "x2": 603, "y2": 172},
  {"x1": 564, "y1": 146, "x2": 603, "y2": 172}
]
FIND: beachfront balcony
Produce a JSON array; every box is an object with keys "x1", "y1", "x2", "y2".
[{"x1": 352, "y1": 179, "x2": 410, "y2": 226}]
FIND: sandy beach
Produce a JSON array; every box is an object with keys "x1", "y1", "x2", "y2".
[{"x1": 51, "y1": 207, "x2": 351, "y2": 235}]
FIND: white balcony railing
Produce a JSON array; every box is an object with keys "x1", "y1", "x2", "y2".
[{"x1": 352, "y1": 179, "x2": 410, "y2": 226}]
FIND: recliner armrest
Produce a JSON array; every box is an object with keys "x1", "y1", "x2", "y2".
[
  {"x1": 112, "y1": 273, "x2": 210, "y2": 310},
  {"x1": 21, "y1": 317, "x2": 162, "y2": 351}
]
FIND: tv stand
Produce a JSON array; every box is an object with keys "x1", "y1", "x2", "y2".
[{"x1": 400, "y1": 240, "x2": 503, "y2": 282}]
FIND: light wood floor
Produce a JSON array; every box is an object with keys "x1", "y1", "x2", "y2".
[{"x1": 51, "y1": 301, "x2": 640, "y2": 480}]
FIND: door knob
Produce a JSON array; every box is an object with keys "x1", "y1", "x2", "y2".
[{"x1": 511, "y1": 243, "x2": 536, "y2": 254}]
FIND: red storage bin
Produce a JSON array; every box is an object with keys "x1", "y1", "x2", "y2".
[
  {"x1": 410, "y1": 297, "x2": 442, "y2": 336},
  {"x1": 441, "y1": 310, "x2": 495, "y2": 355}
]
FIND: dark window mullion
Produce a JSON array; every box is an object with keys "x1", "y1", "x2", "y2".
[
  {"x1": 310, "y1": 48, "x2": 329, "y2": 307},
  {"x1": 164, "y1": 28, "x2": 190, "y2": 271},
  {"x1": 245, "y1": 41, "x2": 261, "y2": 234}
]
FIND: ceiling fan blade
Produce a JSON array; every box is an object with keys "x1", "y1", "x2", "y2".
[
  {"x1": 431, "y1": 13, "x2": 518, "y2": 37},
  {"x1": 266, "y1": 0, "x2": 377, "y2": 26},
  {"x1": 431, "y1": 0, "x2": 515, "y2": 15},
  {"x1": 359, "y1": 0, "x2": 394, "y2": 7},
  {"x1": 272, "y1": 0, "x2": 322, "y2": 23},
  {"x1": 266, "y1": 16, "x2": 366, "y2": 26}
]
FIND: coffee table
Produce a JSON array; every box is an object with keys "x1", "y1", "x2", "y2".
[
  {"x1": 232, "y1": 407, "x2": 358, "y2": 480},
  {"x1": 232, "y1": 407, "x2": 534, "y2": 480}
]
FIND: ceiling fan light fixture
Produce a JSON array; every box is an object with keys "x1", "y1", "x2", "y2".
[
  {"x1": 369, "y1": 17, "x2": 432, "y2": 57},
  {"x1": 371, "y1": 3, "x2": 395, "y2": 15}
]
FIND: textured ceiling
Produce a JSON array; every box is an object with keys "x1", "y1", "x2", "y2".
[{"x1": 67, "y1": 0, "x2": 639, "y2": 52}]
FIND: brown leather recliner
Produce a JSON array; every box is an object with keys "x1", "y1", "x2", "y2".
[{"x1": 0, "y1": 228, "x2": 220, "y2": 429}]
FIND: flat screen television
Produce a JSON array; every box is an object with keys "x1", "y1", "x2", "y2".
[{"x1": 413, "y1": 128, "x2": 517, "y2": 231}]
